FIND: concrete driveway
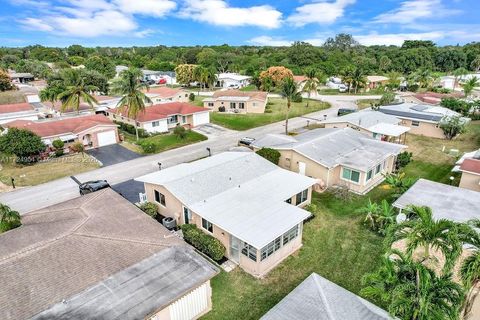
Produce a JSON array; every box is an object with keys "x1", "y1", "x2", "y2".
[
  {"x1": 193, "y1": 123, "x2": 234, "y2": 138},
  {"x1": 87, "y1": 144, "x2": 142, "y2": 167}
]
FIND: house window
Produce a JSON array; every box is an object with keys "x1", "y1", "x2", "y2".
[
  {"x1": 202, "y1": 218, "x2": 213, "y2": 233},
  {"x1": 230, "y1": 102, "x2": 236, "y2": 109},
  {"x1": 241, "y1": 242, "x2": 257, "y2": 261},
  {"x1": 282, "y1": 225, "x2": 299, "y2": 246},
  {"x1": 366, "y1": 169, "x2": 373, "y2": 182},
  {"x1": 152, "y1": 121, "x2": 159, "y2": 127},
  {"x1": 182, "y1": 116, "x2": 186, "y2": 123},
  {"x1": 252, "y1": 102, "x2": 257, "y2": 107},
  {"x1": 295, "y1": 189, "x2": 308, "y2": 205},
  {"x1": 167, "y1": 115, "x2": 178, "y2": 124},
  {"x1": 342, "y1": 168, "x2": 360, "y2": 183},
  {"x1": 375, "y1": 164, "x2": 381, "y2": 174},
  {"x1": 208, "y1": 102, "x2": 214, "y2": 107},
  {"x1": 239, "y1": 102, "x2": 245, "y2": 109},
  {"x1": 411, "y1": 120, "x2": 420, "y2": 127},
  {"x1": 154, "y1": 190, "x2": 165, "y2": 206},
  {"x1": 260, "y1": 236, "x2": 282, "y2": 261}
]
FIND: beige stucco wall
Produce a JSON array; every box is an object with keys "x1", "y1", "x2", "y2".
[
  {"x1": 459, "y1": 172, "x2": 480, "y2": 192},
  {"x1": 144, "y1": 183, "x2": 184, "y2": 223},
  {"x1": 108, "y1": 112, "x2": 194, "y2": 131},
  {"x1": 399, "y1": 118, "x2": 445, "y2": 139},
  {"x1": 151, "y1": 91, "x2": 189, "y2": 104},
  {"x1": 43, "y1": 125, "x2": 119, "y2": 149},
  {"x1": 204, "y1": 98, "x2": 266, "y2": 114}
]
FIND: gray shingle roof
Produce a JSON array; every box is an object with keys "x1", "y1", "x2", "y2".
[
  {"x1": 261, "y1": 273, "x2": 392, "y2": 320},
  {"x1": 393, "y1": 179, "x2": 480, "y2": 223},
  {"x1": 0, "y1": 189, "x2": 217, "y2": 320},
  {"x1": 252, "y1": 128, "x2": 404, "y2": 171}
]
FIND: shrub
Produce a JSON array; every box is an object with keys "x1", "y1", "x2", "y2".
[
  {"x1": 379, "y1": 92, "x2": 395, "y2": 106},
  {"x1": 173, "y1": 125, "x2": 187, "y2": 139},
  {"x1": 181, "y1": 224, "x2": 225, "y2": 261},
  {"x1": 440, "y1": 115, "x2": 467, "y2": 140},
  {"x1": 218, "y1": 106, "x2": 225, "y2": 112},
  {"x1": 113, "y1": 121, "x2": 149, "y2": 138},
  {"x1": 256, "y1": 147, "x2": 281, "y2": 165},
  {"x1": 395, "y1": 151, "x2": 413, "y2": 170},
  {"x1": 54, "y1": 149, "x2": 64, "y2": 157},
  {"x1": 52, "y1": 139, "x2": 65, "y2": 150},
  {"x1": 70, "y1": 142, "x2": 84, "y2": 153},
  {"x1": 304, "y1": 203, "x2": 318, "y2": 219},
  {"x1": 0, "y1": 128, "x2": 46, "y2": 164},
  {"x1": 189, "y1": 92, "x2": 195, "y2": 102},
  {"x1": 292, "y1": 94, "x2": 303, "y2": 103},
  {"x1": 140, "y1": 202, "x2": 158, "y2": 218},
  {"x1": 138, "y1": 140, "x2": 156, "y2": 154}
]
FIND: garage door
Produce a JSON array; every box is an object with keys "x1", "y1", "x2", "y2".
[
  {"x1": 193, "y1": 112, "x2": 210, "y2": 127},
  {"x1": 97, "y1": 130, "x2": 117, "y2": 147}
]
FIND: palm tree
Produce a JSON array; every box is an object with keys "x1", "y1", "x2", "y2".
[
  {"x1": 39, "y1": 86, "x2": 63, "y2": 108},
  {"x1": 386, "y1": 71, "x2": 402, "y2": 91},
  {"x1": 302, "y1": 68, "x2": 319, "y2": 107},
  {"x1": 389, "y1": 205, "x2": 462, "y2": 272},
  {"x1": 463, "y1": 76, "x2": 479, "y2": 97},
  {"x1": 414, "y1": 69, "x2": 433, "y2": 89},
  {"x1": 460, "y1": 219, "x2": 480, "y2": 319},
  {"x1": 0, "y1": 203, "x2": 21, "y2": 232},
  {"x1": 110, "y1": 68, "x2": 152, "y2": 141},
  {"x1": 351, "y1": 67, "x2": 366, "y2": 94},
  {"x1": 362, "y1": 250, "x2": 465, "y2": 320},
  {"x1": 453, "y1": 67, "x2": 468, "y2": 92},
  {"x1": 340, "y1": 67, "x2": 354, "y2": 93},
  {"x1": 382, "y1": 172, "x2": 414, "y2": 199},
  {"x1": 57, "y1": 77, "x2": 98, "y2": 113},
  {"x1": 281, "y1": 77, "x2": 300, "y2": 135},
  {"x1": 357, "y1": 199, "x2": 380, "y2": 231}
]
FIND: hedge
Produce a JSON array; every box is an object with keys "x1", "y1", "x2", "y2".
[
  {"x1": 114, "y1": 120, "x2": 149, "y2": 138},
  {"x1": 181, "y1": 224, "x2": 225, "y2": 261},
  {"x1": 256, "y1": 147, "x2": 281, "y2": 165}
]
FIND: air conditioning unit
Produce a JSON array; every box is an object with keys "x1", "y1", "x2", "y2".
[{"x1": 162, "y1": 217, "x2": 177, "y2": 230}]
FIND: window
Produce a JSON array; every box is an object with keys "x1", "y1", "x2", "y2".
[
  {"x1": 295, "y1": 189, "x2": 308, "y2": 205},
  {"x1": 375, "y1": 164, "x2": 381, "y2": 174},
  {"x1": 167, "y1": 115, "x2": 178, "y2": 124},
  {"x1": 252, "y1": 102, "x2": 257, "y2": 107},
  {"x1": 239, "y1": 102, "x2": 245, "y2": 109},
  {"x1": 411, "y1": 120, "x2": 420, "y2": 127},
  {"x1": 152, "y1": 121, "x2": 159, "y2": 127},
  {"x1": 283, "y1": 225, "x2": 299, "y2": 245},
  {"x1": 230, "y1": 102, "x2": 236, "y2": 109},
  {"x1": 241, "y1": 242, "x2": 257, "y2": 261},
  {"x1": 208, "y1": 102, "x2": 214, "y2": 107},
  {"x1": 182, "y1": 116, "x2": 186, "y2": 123},
  {"x1": 342, "y1": 168, "x2": 360, "y2": 183},
  {"x1": 366, "y1": 169, "x2": 373, "y2": 181},
  {"x1": 185, "y1": 94, "x2": 188, "y2": 97},
  {"x1": 260, "y1": 236, "x2": 281, "y2": 261},
  {"x1": 154, "y1": 190, "x2": 165, "y2": 206},
  {"x1": 202, "y1": 218, "x2": 213, "y2": 233}
]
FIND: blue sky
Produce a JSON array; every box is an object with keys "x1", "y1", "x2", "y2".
[{"x1": 0, "y1": 0, "x2": 478, "y2": 47}]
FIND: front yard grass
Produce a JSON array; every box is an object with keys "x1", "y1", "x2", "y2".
[
  {"x1": 210, "y1": 98, "x2": 330, "y2": 131},
  {"x1": 0, "y1": 90, "x2": 26, "y2": 104},
  {"x1": 0, "y1": 153, "x2": 99, "y2": 187},
  {"x1": 121, "y1": 130, "x2": 207, "y2": 154}
]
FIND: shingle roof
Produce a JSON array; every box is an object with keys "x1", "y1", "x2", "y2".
[
  {"x1": 0, "y1": 189, "x2": 217, "y2": 320},
  {"x1": 459, "y1": 158, "x2": 480, "y2": 175},
  {"x1": 136, "y1": 152, "x2": 315, "y2": 249},
  {"x1": 253, "y1": 128, "x2": 404, "y2": 171},
  {"x1": 42, "y1": 100, "x2": 93, "y2": 113},
  {"x1": 212, "y1": 89, "x2": 267, "y2": 101},
  {"x1": 261, "y1": 273, "x2": 392, "y2": 320},
  {"x1": 0, "y1": 102, "x2": 33, "y2": 114},
  {"x1": 110, "y1": 102, "x2": 209, "y2": 122},
  {"x1": 4, "y1": 114, "x2": 116, "y2": 137},
  {"x1": 393, "y1": 179, "x2": 480, "y2": 223}
]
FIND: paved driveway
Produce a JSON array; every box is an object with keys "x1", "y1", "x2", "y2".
[
  {"x1": 193, "y1": 123, "x2": 234, "y2": 137},
  {"x1": 87, "y1": 144, "x2": 142, "y2": 167},
  {"x1": 111, "y1": 179, "x2": 145, "y2": 204}
]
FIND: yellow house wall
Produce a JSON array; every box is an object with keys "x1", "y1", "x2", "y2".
[{"x1": 399, "y1": 118, "x2": 445, "y2": 139}]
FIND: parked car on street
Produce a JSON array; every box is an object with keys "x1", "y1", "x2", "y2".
[
  {"x1": 337, "y1": 108, "x2": 356, "y2": 116},
  {"x1": 79, "y1": 180, "x2": 110, "y2": 195},
  {"x1": 238, "y1": 137, "x2": 256, "y2": 148}
]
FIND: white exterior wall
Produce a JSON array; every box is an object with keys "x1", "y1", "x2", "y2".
[
  {"x1": 142, "y1": 120, "x2": 169, "y2": 133},
  {"x1": 192, "y1": 112, "x2": 210, "y2": 127},
  {"x1": 26, "y1": 94, "x2": 40, "y2": 103}
]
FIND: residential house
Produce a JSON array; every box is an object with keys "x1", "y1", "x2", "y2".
[
  {"x1": 323, "y1": 109, "x2": 410, "y2": 144},
  {"x1": 107, "y1": 102, "x2": 210, "y2": 133},
  {"x1": 136, "y1": 152, "x2": 316, "y2": 278},
  {"x1": 8, "y1": 71, "x2": 34, "y2": 83},
  {"x1": 145, "y1": 87, "x2": 189, "y2": 104},
  {"x1": 203, "y1": 90, "x2": 268, "y2": 114},
  {"x1": 414, "y1": 92, "x2": 463, "y2": 105},
  {"x1": 0, "y1": 188, "x2": 218, "y2": 320},
  {"x1": 293, "y1": 75, "x2": 307, "y2": 90},
  {"x1": 252, "y1": 128, "x2": 405, "y2": 194},
  {"x1": 366, "y1": 75, "x2": 389, "y2": 89},
  {"x1": 261, "y1": 273, "x2": 392, "y2": 320},
  {"x1": 0, "y1": 102, "x2": 40, "y2": 124},
  {"x1": 215, "y1": 73, "x2": 251, "y2": 88},
  {"x1": 378, "y1": 103, "x2": 469, "y2": 139},
  {"x1": 458, "y1": 153, "x2": 480, "y2": 191},
  {"x1": 4, "y1": 114, "x2": 119, "y2": 148},
  {"x1": 115, "y1": 65, "x2": 129, "y2": 77},
  {"x1": 143, "y1": 70, "x2": 177, "y2": 85}
]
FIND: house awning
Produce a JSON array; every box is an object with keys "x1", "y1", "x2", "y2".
[
  {"x1": 59, "y1": 134, "x2": 77, "y2": 141},
  {"x1": 368, "y1": 123, "x2": 410, "y2": 137}
]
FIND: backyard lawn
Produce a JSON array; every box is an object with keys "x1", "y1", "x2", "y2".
[
  {"x1": 209, "y1": 98, "x2": 330, "y2": 131},
  {"x1": 121, "y1": 130, "x2": 207, "y2": 154},
  {"x1": 0, "y1": 153, "x2": 99, "y2": 188},
  {"x1": 0, "y1": 90, "x2": 26, "y2": 104}
]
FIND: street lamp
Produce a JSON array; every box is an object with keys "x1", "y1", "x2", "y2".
[{"x1": 206, "y1": 147, "x2": 211, "y2": 157}]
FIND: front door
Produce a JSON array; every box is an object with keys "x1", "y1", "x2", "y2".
[
  {"x1": 183, "y1": 207, "x2": 191, "y2": 224},
  {"x1": 230, "y1": 235, "x2": 240, "y2": 263}
]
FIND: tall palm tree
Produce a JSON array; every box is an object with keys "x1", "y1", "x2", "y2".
[
  {"x1": 460, "y1": 219, "x2": 480, "y2": 319},
  {"x1": 463, "y1": 76, "x2": 479, "y2": 97},
  {"x1": 0, "y1": 203, "x2": 21, "y2": 232},
  {"x1": 39, "y1": 86, "x2": 62, "y2": 106},
  {"x1": 362, "y1": 250, "x2": 465, "y2": 320},
  {"x1": 302, "y1": 68, "x2": 319, "y2": 107},
  {"x1": 389, "y1": 205, "x2": 462, "y2": 272},
  {"x1": 351, "y1": 68, "x2": 366, "y2": 94},
  {"x1": 414, "y1": 69, "x2": 433, "y2": 89},
  {"x1": 386, "y1": 71, "x2": 402, "y2": 91},
  {"x1": 340, "y1": 67, "x2": 354, "y2": 93},
  {"x1": 452, "y1": 67, "x2": 468, "y2": 92},
  {"x1": 110, "y1": 68, "x2": 152, "y2": 141},
  {"x1": 281, "y1": 77, "x2": 300, "y2": 135},
  {"x1": 57, "y1": 78, "x2": 98, "y2": 113}
]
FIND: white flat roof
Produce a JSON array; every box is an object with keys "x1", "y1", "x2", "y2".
[{"x1": 368, "y1": 123, "x2": 410, "y2": 137}]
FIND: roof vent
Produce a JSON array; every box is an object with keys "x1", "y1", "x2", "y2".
[{"x1": 238, "y1": 185, "x2": 241, "y2": 188}]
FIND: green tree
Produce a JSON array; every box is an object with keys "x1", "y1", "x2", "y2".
[
  {"x1": 453, "y1": 67, "x2": 468, "y2": 92},
  {"x1": 463, "y1": 76, "x2": 479, "y2": 97},
  {"x1": 379, "y1": 92, "x2": 395, "y2": 105},
  {"x1": 379, "y1": 55, "x2": 392, "y2": 73},
  {"x1": 84, "y1": 55, "x2": 115, "y2": 78},
  {"x1": 256, "y1": 148, "x2": 281, "y2": 164},
  {"x1": 110, "y1": 68, "x2": 152, "y2": 141},
  {"x1": 302, "y1": 68, "x2": 320, "y2": 107},
  {"x1": 471, "y1": 55, "x2": 480, "y2": 72},
  {"x1": 281, "y1": 77, "x2": 300, "y2": 134},
  {"x1": 386, "y1": 71, "x2": 402, "y2": 90},
  {"x1": 57, "y1": 73, "x2": 98, "y2": 113},
  {"x1": 0, "y1": 128, "x2": 46, "y2": 163},
  {"x1": 351, "y1": 67, "x2": 367, "y2": 94},
  {"x1": 175, "y1": 64, "x2": 197, "y2": 85},
  {"x1": 382, "y1": 172, "x2": 414, "y2": 198},
  {"x1": 173, "y1": 125, "x2": 187, "y2": 139},
  {"x1": 439, "y1": 115, "x2": 467, "y2": 140},
  {"x1": 0, "y1": 70, "x2": 14, "y2": 91},
  {"x1": 460, "y1": 219, "x2": 480, "y2": 319},
  {"x1": 358, "y1": 199, "x2": 396, "y2": 235},
  {"x1": 140, "y1": 202, "x2": 158, "y2": 218},
  {"x1": 0, "y1": 203, "x2": 21, "y2": 233}
]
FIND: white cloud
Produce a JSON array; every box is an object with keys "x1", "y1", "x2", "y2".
[
  {"x1": 248, "y1": 36, "x2": 291, "y2": 46},
  {"x1": 354, "y1": 32, "x2": 444, "y2": 46},
  {"x1": 287, "y1": 0, "x2": 355, "y2": 27},
  {"x1": 19, "y1": 17, "x2": 54, "y2": 31},
  {"x1": 179, "y1": 0, "x2": 282, "y2": 29},
  {"x1": 373, "y1": 0, "x2": 460, "y2": 24},
  {"x1": 114, "y1": 0, "x2": 176, "y2": 17}
]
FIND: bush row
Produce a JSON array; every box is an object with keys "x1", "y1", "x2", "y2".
[
  {"x1": 181, "y1": 224, "x2": 225, "y2": 261},
  {"x1": 114, "y1": 121, "x2": 149, "y2": 138}
]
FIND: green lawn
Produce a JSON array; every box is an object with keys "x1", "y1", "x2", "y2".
[
  {"x1": 317, "y1": 88, "x2": 386, "y2": 95},
  {"x1": 357, "y1": 99, "x2": 380, "y2": 110},
  {"x1": 0, "y1": 91, "x2": 26, "y2": 104},
  {"x1": 210, "y1": 98, "x2": 330, "y2": 131},
  {"x1": 121, "y1": 130, "x2": 207, "y2": 154},
  {"x1": 239, "y1": 85, "x2": 258, "y2": 92}
]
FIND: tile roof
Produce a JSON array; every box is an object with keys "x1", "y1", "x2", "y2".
[
  {"x1": 0, "y1": 189, "x2": 217, "y2": 320},
  {"x1": 110, "y1": 102, "x2": 209, "y2": 122},
  {"x1": 0, "y1": 102, "x2": 33, "y2": 114},
  {"x1": 144, "y1": 86, "x2": 182, "y2": 97},
  {"x1": 261, "y1": 273, "x2": 392, "y2": 320},
  {"x1": 460, "y1": 158, "x2": 480, "y2": 175},
  {"x1": 293, "y1": 75, "x2": 307, "y2": 83},
  {"x1": 43, "y1": 100, "x2": 94, "y2": 113},
  {"x1": 4, "y1": 114, "x2": 116, "y2": 137},
  {"x1": 212, "y1": 89, "x2": 267, "y2": 101}
]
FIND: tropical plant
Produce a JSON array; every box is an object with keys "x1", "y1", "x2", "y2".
[
  {"x1": 395, "y1": 151, "x2": 413, "y2": 170},
  {"x1": 379, "y1": 92, "x2": 395, "y2": 105},
  {"x1": 175, "y1": 64, "x2": 198, "y2": 85},
  {"x1": 110, "y1": 68, "x2": 152, "y2": 141},
  {"x1": 351, "y1": 67, "x2": 367, "y2": 93},
  {"x1": 70, "y1": 141, "x2": 84, "y2": 153},
  {"x1": 463, "y1": 76, "x2": 479, "y2": 97},
  {"x1": 414, "y1": 68, "x2": 434, "y2": 88},
  {"x1": 386, "y1": 71, "x2": 402, "y2": 91},
  {"x1": 173, "y1": 125, "x2": 187, "y2": 139},
  {"x1": 188, "y1": 92, "x2": 195, "y2": 102},
  {"x1": 181, "y1": 224, "x2": 226, "y2": 261},
  {"x1": 439, "y1": 115, "x2": 467, "y2": 140},
  {"x1": 453, "y1": 67, "x2": 468, "y2": 91},
  {"x1": 382, "y1": 172, "x2": 415, "y2": 198},
  {"x1": 340, "y1": 66, "x2": 354, "y2": 93},
  {"x1": 302, "y1": 68, "x2": 320, "y2": 107},
  {"x1": 261, "y1": 76, "x2": 273, "y2": 92},
  {"x1": 358, "y1": 199, "x2": 396, "y2": 235},
  {"x1": 0, "y1": 203, "x2": 21, "y2": 233},
  {"x1": 362, "y1": 250, "x2": 464, "y2": 320},
  {"x1": 139, "y1": 202, "x2": 158, "y2": 218},
  {"x1": 0, "y1": 69, "x2": 14, "y2": 92},
  {"x1": 459, "y1": 219, "x2": 480, "y2": 319},
  {"x1": 57, "y1": 73, "x2": 98, "y2": 113},
  {"x1": 281, "y1": 77, "x2": 300, "y2": 134},
  {"x1": 52, "y1": 139, "x2": 65, "y2": 157}
]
